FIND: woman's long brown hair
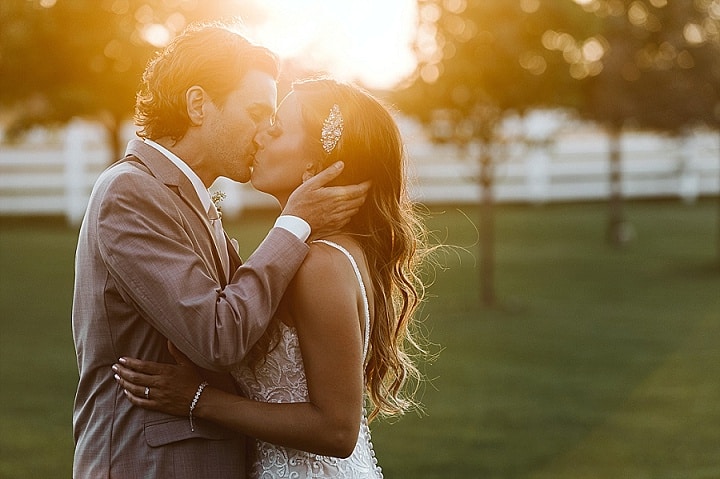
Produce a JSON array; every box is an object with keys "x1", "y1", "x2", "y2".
[{"x1": 247, "y1": 78, "x2": 429, "y2": 421}]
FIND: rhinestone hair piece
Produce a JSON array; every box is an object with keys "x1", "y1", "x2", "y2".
[{"x1": 320, "y1": 104, "x2": 344, "y2": 154}]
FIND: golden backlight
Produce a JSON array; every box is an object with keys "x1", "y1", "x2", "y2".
[
  {"x1": 132, "y1": 0, "x2": 422, "y2": 89},
  {"x1": 237, "y1": 0, "x2": 420, "y2": 90}
]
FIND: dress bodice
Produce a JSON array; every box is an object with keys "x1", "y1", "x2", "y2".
[{"x1": 231, "y1": 240, "x2": 383, "y2": 478}]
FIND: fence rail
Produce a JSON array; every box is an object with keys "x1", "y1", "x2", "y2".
[{"x1": 1, "y1": 119, "x2": 718, "y2": 225}]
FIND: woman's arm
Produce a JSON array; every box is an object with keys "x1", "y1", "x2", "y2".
[{"x1": 114, "y1": 242, "x2": 365, "y2": 458}]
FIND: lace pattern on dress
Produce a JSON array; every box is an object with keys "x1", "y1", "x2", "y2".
[{"x1": 231, "y1": 240, "x2": 383, "y2": 479}]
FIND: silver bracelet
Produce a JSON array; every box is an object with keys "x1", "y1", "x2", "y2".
[{"x1": 189, "y1": 381, "x2": 209, "y2": 432}]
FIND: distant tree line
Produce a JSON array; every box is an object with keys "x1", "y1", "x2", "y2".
[
  {"x1": 1, "y1": 0, "x2": 718, "y2": 305},
  {"x1": 392, "y1": 0, "x2": 720, "y2": 305}
]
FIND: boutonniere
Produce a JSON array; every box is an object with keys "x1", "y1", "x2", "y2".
[{"x1": 210, "y1": 190, "x2": 226, "y2": 219}]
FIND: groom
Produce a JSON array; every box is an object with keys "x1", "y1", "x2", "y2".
[{"x1": 72, "y1": 22, "x2": 369, "y2": 478}]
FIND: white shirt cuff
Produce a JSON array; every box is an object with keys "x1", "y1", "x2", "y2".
[{"x1": 274, "y1": 215, "x2": 311, "y2": 242}]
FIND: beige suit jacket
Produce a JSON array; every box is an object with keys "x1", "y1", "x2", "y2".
[{"x1": 72, "y1": 139, "x2": 308, "y2": 478}]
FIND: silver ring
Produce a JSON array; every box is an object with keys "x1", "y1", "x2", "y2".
[{"x1": 144, "y1": 387, "x2": 150, "y2": 399}]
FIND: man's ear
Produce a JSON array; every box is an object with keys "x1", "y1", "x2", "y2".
[{"x1": 186, "y1": 86, "x2": 206, "y2": 126}]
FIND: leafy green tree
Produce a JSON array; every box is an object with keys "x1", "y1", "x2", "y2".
[
  {"x1": 393, "y1": 0, "x2": 589, "y2": 306},
  {"x1": 574, "y1": 0, "x2": 720, "y2": 247},
  {"x1": 0, "y1": 0, "x2": 258, "y2": 160}
]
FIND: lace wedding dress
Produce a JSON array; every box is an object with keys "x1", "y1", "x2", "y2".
[{"x1": 231, "y1": 240, "x2": 384, "y2": 478}]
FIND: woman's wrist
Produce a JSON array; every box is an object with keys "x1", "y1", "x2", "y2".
[
  {"x1": 193, "y1": 386, "x2": 250, "y2": 426},
  {"x1": 189, "y1": 381, "x2": 209, "y2": 431}
]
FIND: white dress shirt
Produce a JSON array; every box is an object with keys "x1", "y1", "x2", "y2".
[{"x1": 144, "y1": 139, "x2": 310, "y2": 242}]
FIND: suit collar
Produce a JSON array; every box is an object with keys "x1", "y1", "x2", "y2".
[
  {"x1": 122, "y1": 139, "x2": 233, "y2": 286},
  {"x1": 124, "y1": 139, "x2": 208, "y2": 214},
  {"x1": 124, "y1": 139, "x2": 186, "y2": 188},
  {"x1": 143, "y1": 139, "x2": 214, "y2": 215}
]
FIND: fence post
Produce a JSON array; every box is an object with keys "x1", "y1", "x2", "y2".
[
  {"x1": 526, "y1": 140, "x2": 550, "y2": 204},
  {"x1": 64, "y1": 120, "x2": 88, "y2": 226},
  {"x1": 523, "y1": 111, "x2": 562, "y2": 204},
  {"x1": 677, "y1": 134, "x2": 699, "y2": 204}
]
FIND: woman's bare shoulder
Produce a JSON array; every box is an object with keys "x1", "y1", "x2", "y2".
[{"x1": 289, "y1": 238, "x2": 362, "y2": 310}]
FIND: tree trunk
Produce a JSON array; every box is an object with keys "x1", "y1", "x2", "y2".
[
  {"x1": 101, "y1": 112, "x2": 124, "y2": 164},
  {"x1": 479, "y1": 141, "x2": 496, "y2": 307},
  {"x1": 607, "y1": 127, "x2": 629, "y2": 247},
  {"x1": 110, "y1": 124, "x2": 123, "y2": 163},
  {"x1": 717, "y1": 130, "x2": 720, "y2": 265}
]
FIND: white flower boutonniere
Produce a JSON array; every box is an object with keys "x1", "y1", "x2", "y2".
[{"x1": 210, "y1": 190, "x2": 226, "y2": 219}]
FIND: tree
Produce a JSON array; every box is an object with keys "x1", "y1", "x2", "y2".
[
  {"x1": 393, "y1": 0, "x2": 589, "y2": 306},
  {"x1": 573, "y1": 0, "x2": 720, "y2": 247},
  {"x1": 0, "y1": 0, "x2": 261, "y2": 161}
]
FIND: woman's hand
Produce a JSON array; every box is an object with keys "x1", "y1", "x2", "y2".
[
  {"x1": 113, "y1": 341, "x2": 203, "y2": 417},
  {"x1": 283, "y1": 162, "x2": 371, "y2": 239}
]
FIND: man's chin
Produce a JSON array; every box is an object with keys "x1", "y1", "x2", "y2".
[{"x1": 231, "y1": 168, "x2": 252, "y2": 184}]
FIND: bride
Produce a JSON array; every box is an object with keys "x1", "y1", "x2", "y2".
[{"x1": 113, "y1": 78, "x2": 430, "y2": 478}]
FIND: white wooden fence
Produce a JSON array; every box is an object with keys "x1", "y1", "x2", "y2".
[
  {"x1": 407, "y1": 128, "x2": 719, "y2": 205},
  {"x1": 0, "y1": 118, "x2": 718, "y2": 225}
]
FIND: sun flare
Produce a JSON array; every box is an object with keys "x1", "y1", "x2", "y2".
[{"x1": 237, "y1": 0, "x2": 420, "y2": 90}]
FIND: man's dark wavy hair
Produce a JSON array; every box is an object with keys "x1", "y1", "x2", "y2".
[{"x1": 134, "y1": 21, "x2": 278, "y2": 142}]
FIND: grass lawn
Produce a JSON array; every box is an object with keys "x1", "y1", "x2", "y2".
[{"x1": 1, "y1": 199, "x2": 719, "y2": 478}]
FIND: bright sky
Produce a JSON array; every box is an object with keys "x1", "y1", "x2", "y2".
[{"x1": 236, "y1": 0, "x2": 421, "y2": 90}]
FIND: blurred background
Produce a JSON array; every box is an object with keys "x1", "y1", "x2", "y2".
[{"x1": 1, "y1": 0, "x2": 719, "y2": 477}]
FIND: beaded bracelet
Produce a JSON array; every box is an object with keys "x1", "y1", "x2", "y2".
[{"x1": 189, "y1": 381, "x2": 209, "y2": 432}]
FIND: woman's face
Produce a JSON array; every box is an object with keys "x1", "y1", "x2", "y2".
[{"x1": 251, "y1": 92, "x2": 316, "y2": 204}]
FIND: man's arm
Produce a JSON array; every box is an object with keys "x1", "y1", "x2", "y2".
[{"x1": 96, "y1": 168, "x2": 307, "y2": 370}]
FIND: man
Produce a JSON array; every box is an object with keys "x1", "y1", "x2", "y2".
[{"x1": 72, "y1": 22, "x2": 369, "y2": 478}]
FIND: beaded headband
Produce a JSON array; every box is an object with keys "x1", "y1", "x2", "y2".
[{"x1": 320, "y1": 104, "x2": 344, "y2": 154}]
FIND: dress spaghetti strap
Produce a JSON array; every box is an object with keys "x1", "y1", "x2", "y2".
[{"x1": 312, "y1": 239, "x2": 371, "y2": 364}]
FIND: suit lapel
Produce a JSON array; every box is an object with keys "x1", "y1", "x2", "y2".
[
  {"x1": 226, "y1": 232, "x2": 242, "y2": 268},
  {"x1": 122, "y1": 140, "x2": 230, "y2": 287}
]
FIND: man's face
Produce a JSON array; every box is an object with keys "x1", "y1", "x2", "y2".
[{"x1": 202, "y1": 69, "x2": 277, "y2": 184}]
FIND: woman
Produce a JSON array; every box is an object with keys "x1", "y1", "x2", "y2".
[{"x1": 113, "y1": 78, "x2": 429, "y2": 478}]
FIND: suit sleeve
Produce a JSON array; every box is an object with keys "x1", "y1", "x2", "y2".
[{"x1": 95, "y1": 167, "x2": 308, "y2": 371}]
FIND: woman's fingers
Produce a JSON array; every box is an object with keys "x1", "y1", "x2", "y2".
[
  {"x1": 112, "y1": 364, "x2": 165, "y2": 410},
  {"x1": 112, "y1": 362, "x2": 168, "y2": 407},
  {"x1": 112, "y1": 362, "x2": 155, "y2": 387},
  {"x1": 114, "y1": 369, "x2": 148, "y2": 399},
  {"x1": 113, "y1": 361, "x2": 192, "y2": 417},
  {"x1": 120, "y1": 385, "x2": 158, "y2": 410},
  {"x1": 118, "y1": 356, "x2": 167, "y2": 375},
  {"x1": 113, "y1": 363, "x2": 150, "y2": 395},
  {"x1": 112, "y1": 348, "x2": 203, "y2": 417}
]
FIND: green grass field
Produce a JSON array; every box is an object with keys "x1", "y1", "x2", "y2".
[{"x1": 1, "y1": 199, "x2": 719, "y2": 478}]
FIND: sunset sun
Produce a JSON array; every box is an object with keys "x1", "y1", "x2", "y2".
[{"x1": 235, "y1": 0, "x2": 420, "y2": 90}]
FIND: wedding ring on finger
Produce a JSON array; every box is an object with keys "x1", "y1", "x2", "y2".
[{"x1": 144, "y1": 387, "x2": 150, "y2": 399}]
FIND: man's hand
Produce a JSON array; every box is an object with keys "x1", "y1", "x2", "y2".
[{"x1": 283, "y1": 162, "x2": 371, "y2": 239}]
